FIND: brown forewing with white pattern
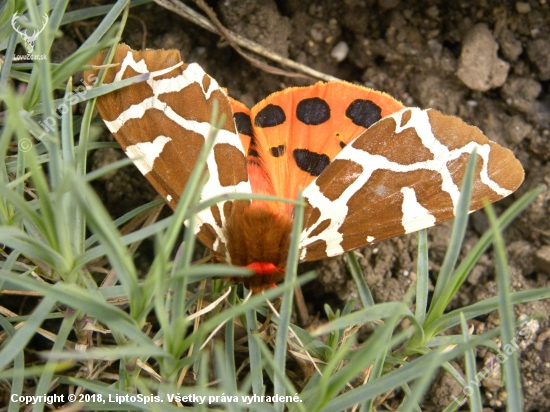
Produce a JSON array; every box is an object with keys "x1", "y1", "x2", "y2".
[{"x1": 86, "y1": 44, "x2": 251, "y2": 261}]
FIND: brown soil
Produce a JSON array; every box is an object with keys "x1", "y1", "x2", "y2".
[{"x1": 61, "y1": 0, "x2": 549, "y2": 410}]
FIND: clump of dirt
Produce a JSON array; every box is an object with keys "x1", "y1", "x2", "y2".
[{"x1": 63, "y1": 0, "x2": 550, "y2": 409}]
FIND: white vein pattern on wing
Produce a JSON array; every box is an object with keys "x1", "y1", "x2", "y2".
[
  {"x1": 124, "y1": 135, "x2": 171, "y2": 175},
  {"x1": 196, "y1": 134, "x2": 252, "y2": 263},
  {"x1": 109, "y1": 51, "x2": 251, "y2": 262},
  {"x1": 393, "y1": 109, "x2": 511, "y2": 203},
  {"x1": 114, "y1": 51, "x2": 148, "y2": 82},
  {"x1": 115, "y1": 52, "x2": 218, "y2": 98},
  {"x1": 300, "y1": 107, "x2": 511, "y2": 259},
  {"x1": 400, "y1": 187, "x2": 436, "y2": 233},
  {"x1": 105, "y1": 80, "x2": 222, "y2": 134}
]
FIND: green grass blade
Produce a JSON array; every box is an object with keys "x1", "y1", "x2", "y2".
[
  {"x1": 415, "y1": 229, "x2": 429, "y2": 325},
  {"x1": 59, "y1": 0, "x2": 151, "y2": 25},
  {"x1": 273, "y1": 190, "x2": 304, "y2": 411},
  {"x1": 31, "y1": 309, "x2": 79, "y2": 412},
  {"x1": 0, "y1": 315, "x2": 25, "y2": 412},
  {"x1": 80, "y1": 0, "x2": 131, "y2": 49},
  {"x1": 72, "y1": 178, "x2": 141, "y2": 301},
  {"x1": 0, "y1": 271, "x2": 156, "y2": 347},
  {"x1": 425, "y1": 287, "x2": 550, "y2": 339},
  {"x1": 460, "y1": 312, "x2": 483, "y2": 412},
  {"x1": 345, "y1": 252, "x2": 374, "y2": 308},
  {"x1": 318, "y1": 327, "x2": 502, "y2": 412},
  {"x1": 0, "y1": 297, "x2": 56, "y2": 371},
  {"x1": 485, "y1": 202, "x2": 523, "y2": 411},
  {"x1": 246, "y1": 307, "x2": 264, "y2": 395},
  {"x1": 312, "y1": 301, "x2": 421, "y2": 337},
  {"x1": 429, "y1": 148, "x2": 477, "y2": 313},
  {"x1": 425, "y1": 186, "x2": 542, "y2": 331}
]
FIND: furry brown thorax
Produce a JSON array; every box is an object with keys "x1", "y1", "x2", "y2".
[{"x1": 225, "y1": 203, "x2": 293, "y2": 293}]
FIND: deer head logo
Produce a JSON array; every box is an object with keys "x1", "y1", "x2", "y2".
[{"x1": 11, "y1": 12, "x2": 49, "y2": 54}]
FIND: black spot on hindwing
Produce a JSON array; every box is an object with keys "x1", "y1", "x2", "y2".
[
  {"x1": 346, "y1": 99, "x2": 382, "y2": 128},
  {"x1": 254, "y1": 104, "x2": 286, "y2": 127},
  {"x1": 233, "y1": 112, "x2": 253, "y2": 137},
  {"x1": 248, "y1": 148, "x2": 260, "y2": 158},
  {"x1": 293, "y1": 149, "x2": 330, "y2": 176},
  {"x1": 339, "y1": 141, "x2": 346, "y2": 148},
  {"x1": 296, "y1": 97, "x2": 331, "y2": 125},
  {"x1": 270, "y1": 145, "x2": 286, "y2": 157}
]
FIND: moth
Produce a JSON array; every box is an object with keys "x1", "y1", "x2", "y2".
[{"x1": 86, "y1": 44, "x2": 524, "y2": 293}]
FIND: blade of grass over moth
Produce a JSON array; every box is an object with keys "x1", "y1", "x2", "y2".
[
  {"x1": 442, "y1": 400, "x2": 462, "y2": 412},
  {"x1": 425, "y1": 189, "x2": 541, "y2": 337},
  {"x1": 144, "y1": 106, "x2": 235, "y2": 348},
  {"x1": 485, "y1": 201, "x2": 523, "y2": 412},
  {"x1": 460, "y1": 313, "x2": 483, "y2": 412},
  {"x1": 345, "y1": 252, "x2": 374, "y2": 308},
  {"x1": 415, "y1": 229, "x2": 429, "y2": 326},
  {"x1": 154, "y1": 101, "x2": 223, "y2": 264},
  {"x1": 173, "y1": 265, "x2": 251, "y2": 282},
  {"x1": 273, "y1": 190, "x2": 304, "y2": 411},
  {"x1": 428, "y1": 148, "x2": 477, "y2": 321},
  {"x1": 51, "y1": 34, "x2": 119, "y2": 91},
  {"x1": 196, "y1": 192, "x2": 302, "y2": 212},
  {"x1": 161, "y1": 180, "x2": 204, "y2": 363}
]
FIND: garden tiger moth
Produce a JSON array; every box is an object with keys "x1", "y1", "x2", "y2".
[{"x1": 86, "y1": 44, "x2": 524, "y2": 293}]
